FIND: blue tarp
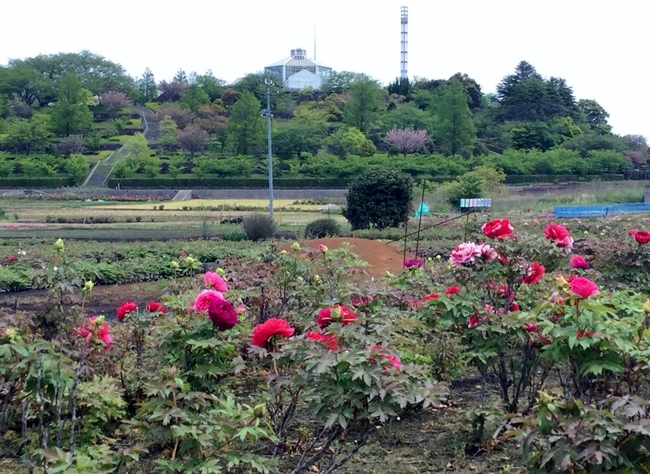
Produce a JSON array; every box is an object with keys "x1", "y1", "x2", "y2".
[
  {"x1": 554, "y1": 203, "x2": 650, "y2": 218},
  {"x1": 413, "y1": 201, "x2": 431, "y2": 217}
]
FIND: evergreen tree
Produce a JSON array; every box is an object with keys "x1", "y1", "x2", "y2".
[
  {"x1": 137, "y1": 68, "x2": 157, "y2": 103},
  {"x1": 226, "y1": 91, "x2": 265, "y2": 157},
  {"x1": 430, "y1": 78, "x2": 476, "y2": 156}
]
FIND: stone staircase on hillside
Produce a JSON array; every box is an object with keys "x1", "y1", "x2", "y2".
[{"x1": 172, "y1": 190, "x2": 193, "y2": 201}]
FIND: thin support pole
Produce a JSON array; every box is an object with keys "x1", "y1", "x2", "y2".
[
  {"x1": 402, "y1": 218, "x2": 409, "y2": 263},
  {"x1": 414, "y1": 180, "x2": 426, "y2": 260},
  {"x1": 265, "y1": 80, "x2": 274, "y2": 218}
]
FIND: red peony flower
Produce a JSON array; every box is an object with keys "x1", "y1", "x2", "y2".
[
  {"x1": 481, "y1": 219, "x2": 514, "y2": 239},
  {"x1": 193, "y1": 290, "x2": 224, "y2": 312},
  {"x1": 73, "y1": 324, "x2": 93, "y2": 341},
  {"x1": 423, "y1": 293, "x2": 440, "y2": 301},
  {"x1": 544, "y1": 223, "x2": 573, "y2": 248},
  {"x1": 207, "y1": 298, "x2": 238, "y2": 331},
  {"x1": 96, "y1": 322, "x2": 112, "y2": 349},
  {"x1": 204, "y1": 271, "x2": 228, "y2": 292},
  {"x1": 7, "y1": 255, "x2": 16, "y2": 262},
  {"x1": 251, "y1": 318, "x2": 295, "y2": 349},
  {"x1": 524, "y1": 323, "x2": 538, "y2": 332},
  {"x1": 146, "y1": 301, "x2": 167, "y2": 313},
  {"x1": 570, "y1": 255, "x2": 590, "y2": 270},
  {"x1": 576, "y1": 329, "x2": 595, "y2": 339},
  {"x1": 568, "y1": 276, "x2": 599, "y2": 299},
  {"x1": 306, "y1": 331, "x2": 339, "y2": 350},
  {"x1": 316, "y1": 305, "x2": 357, "y2": 329},
  {"x1": 352, "y1": 296, "x2": 372, "y2": 307},
  {"x1": 523, "y1": 262, "x2": 545, "y2": 285},
  {"x1": 510, "y1": 303, "x2": 520, "y2": 312},
  {"x1": 633, "y1": 230, "x2": 650, "y2": 245},
  {"x1": 468, "y1": 315, "x2": 481, "y2": 329},
  {"x1": 116, "y1": 301, "x2": 137, "y2": 321},
  {"x1": 370, "y1": 345, "x2": 402, "y2": 371},
  {"x1": 445, "y1": 285, "x2": 460, "y2": 296}
]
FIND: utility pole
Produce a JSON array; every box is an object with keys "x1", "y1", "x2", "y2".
[{"x1": 263, "y1": 79, "x2": 274, "y2": 218}]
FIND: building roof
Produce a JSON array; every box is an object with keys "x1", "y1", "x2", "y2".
[{"x1": 265, "y1": 48, "x2": 331, "y2": 69}]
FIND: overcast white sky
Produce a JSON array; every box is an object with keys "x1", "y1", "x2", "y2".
[{"x1": 2, "y1": 0, "x2": 648, "y2": 139}]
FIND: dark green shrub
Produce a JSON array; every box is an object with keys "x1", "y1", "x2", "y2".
[
  {"x1": 343, "y1": 167, "x2": 414, "y2": 230},
  {"x1": 242, "y1": 214, "x2": 276, "y2": 241},
  {"x1": 304, "y1": 218, "x2": 341, "y2": 239}
]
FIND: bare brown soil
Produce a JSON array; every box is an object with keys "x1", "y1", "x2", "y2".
[{"x1": 286, "y1": 237, "x2": 415, "y2": 279}]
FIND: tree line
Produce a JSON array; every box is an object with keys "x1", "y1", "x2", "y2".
[{"x1": 0, "y1": 51, "x2": 648, "y2": 183}]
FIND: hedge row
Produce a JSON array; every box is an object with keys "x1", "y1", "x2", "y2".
[
  {"x1": 107, "y1": 177, "x2": 349, "y2": 189},
  {"x1": 108, "y1": 174, "x2": 627, "y2": 189},
  {"x1": 504, "y1": 174, "x2": 625, "y2": 184},
  {"x1": 0, "y1": 177, "x2": 75, "y2": 188}
]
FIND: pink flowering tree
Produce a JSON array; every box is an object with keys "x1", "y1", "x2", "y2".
[
  {"x1": 99, "y1": 91, "x2": 133, "y2": 119},
  {"x1": 384, "y1": 127, "x2": 432, "y2": 156}
]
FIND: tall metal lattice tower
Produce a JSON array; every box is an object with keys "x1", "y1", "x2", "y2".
[{"x1": 400, "y1": 6, "x2": 408, "y2": 79}]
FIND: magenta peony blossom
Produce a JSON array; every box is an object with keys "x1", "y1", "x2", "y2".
[
  {"x1": 570, "y1": 255, "x2": 590, "y2": 270},
  {"x1": 568, "y1": 276, "x2": 599, "y2": 299},
  {"x1": 193, "y1": 290, "x2": 224, "y2": 312},
  {"x1": 207, "y1": 298, "x2": 238, "y2": 331}
]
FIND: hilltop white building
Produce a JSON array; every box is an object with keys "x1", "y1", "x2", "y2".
[{"x1": 264, "y1": 48, "x2": 332, "y2": 90}]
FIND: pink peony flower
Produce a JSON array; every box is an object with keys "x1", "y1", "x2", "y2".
[
  {"x1": 7, "y1": 255, "x2": 16, "y2": 262},
  {"x1": 481, "y1": 219, "x2": 514, "y2": 239},
  {"x1": 403, "y1": 258, "x2": 423, "y2": 268},
  {"x1": 570, "y1": 255, "x2": 590, "y2": 270},
  {"x1": 568, "y1": 276, "x2": 599, "y2": 299},
  {"x1": 204, "y1": 271, "x2": 228, "y2": 292},
  {"x1": 450, "y1": 242, "x2": 481, "y2": 267},
  {"x1": 477, "y1": 243, "x2": 498, "y2": 263},
  {"x1": 193, "y1": 290, "x2": 224, "y2": 312}
]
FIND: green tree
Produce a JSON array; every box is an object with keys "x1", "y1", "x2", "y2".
[
  {"x1": 50, "y1": 73, "x2": 93, "y2": 136},
  {"x1": 496, "y1": 61, "x2": 577, "y2": 122},
  {"x1": 322, "y1": 71, "x2": 366, "y2": 94},
  {"x1": 343, "y1": 75, "x2": 383, "y2": 134},
  {"x1": 126, "y1": 132, "x2": 149, "y2": 157},
  {"x1": 65, "y1": 153, "x2": 90, "y2": 185},
  {"x1": 340, "y1": 127, "x2": 376, "y2": 157},
  {"x1": 141, "y1": 156, "x2": 161, "y2": 178},
  {"x1": 443, "y1": 170, "x2": 486, "y2": 209},
  {"x1": 343, "y1": 167, "x2": 414, "y2": 230},
  {"x1": 17, "y1": 156, "x2": 57, "y2": 177},
  {"x1": 4, "y1": 114, "x2": 53, "y2": 154},
  {"x1": 577, "y1": 99, "x2": 612, "y2": 134},
  {"x1": 226, "y1": 91, "x2": 265, "y2": 157},
  {"x1": 430, "y1": 78, "x2": 476, "y2": 156},
  {"x1": 195, "y1": 71, "x2": 226, "y2": 102},
  {"x1": 381, "y1": 103, "x2": 435, "y2": 134},
  {"x1": 137, "y1": 67, "x2": 157, "y2": 103},
  {"x1": 179, "y1": 84, "x2": 210, "y2": 114},
  {"x1": 157, "y1": 116, "x2": 178, "y2": 151},
  {"x1": 0, "y1": 152, "x2": 14, "y2": 178}
]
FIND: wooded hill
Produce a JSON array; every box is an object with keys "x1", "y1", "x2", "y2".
[{"x1": 0, "y1": 51, "x2": 647, "y2": 187}]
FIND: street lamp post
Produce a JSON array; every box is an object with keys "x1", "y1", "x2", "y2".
[{"x1": 262, "y1": 79, "x2": 274, "y2": 218}]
